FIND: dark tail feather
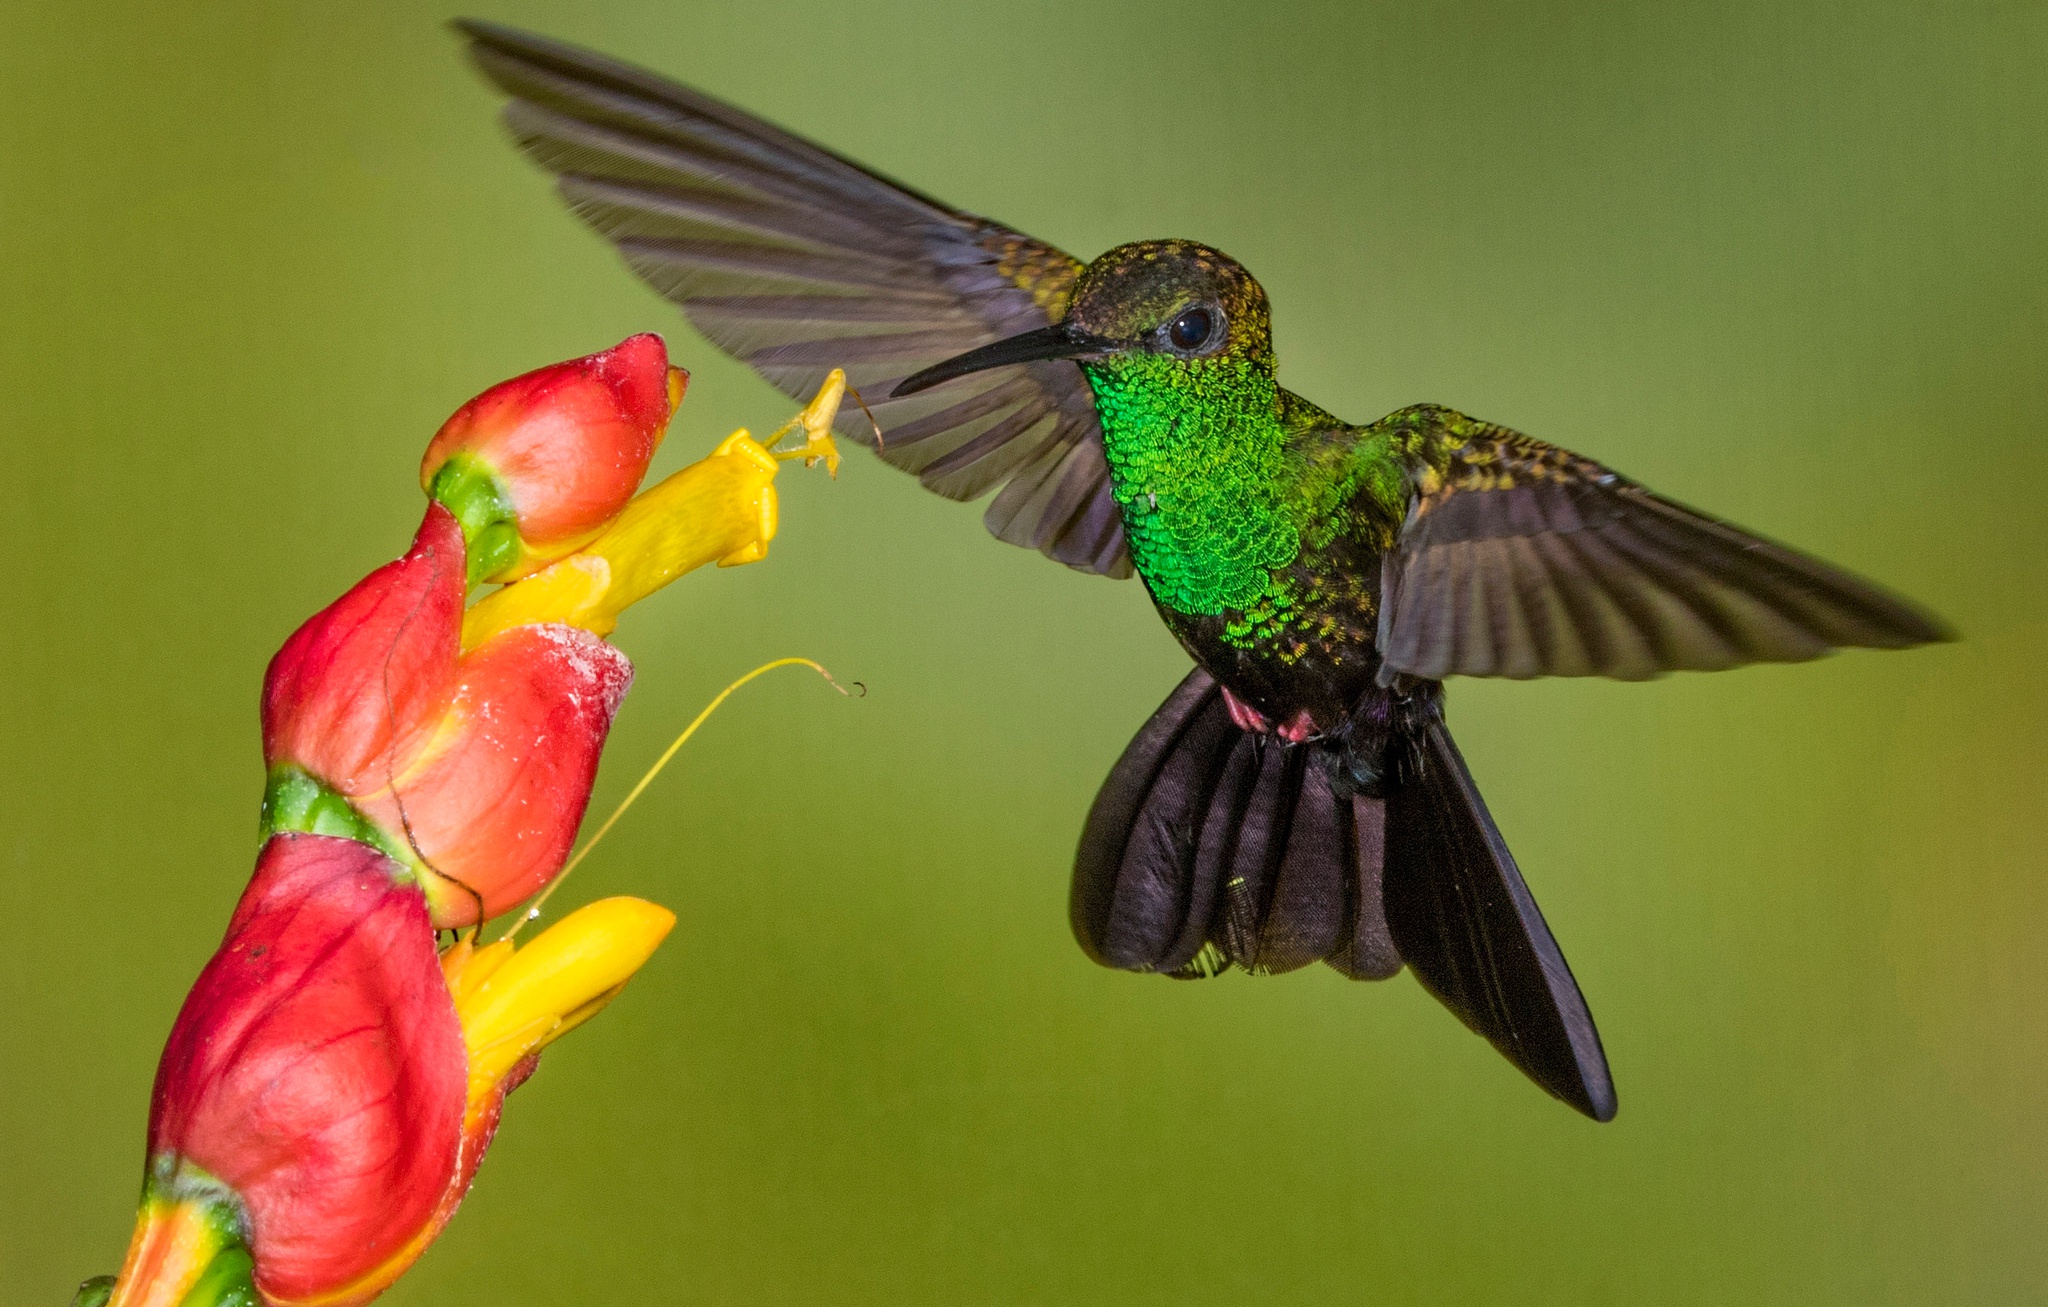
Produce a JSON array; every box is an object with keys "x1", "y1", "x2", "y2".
[
  {"x1": 1073, "y1": 673, "x2": 1615, "y2": 1121},
  {"x1": 1071, "y1": 668, "x2": 1235, "y2": 972},
  {"x1": 1382, "y1": 720, "x2": 1617, "y2": 1122},
  {"x1": 1325, "y1": 792, "x2": 1400, "y2": 981},
  {"x1": 1072, "y1": 670, "x2": 1398, "y2": 980}
]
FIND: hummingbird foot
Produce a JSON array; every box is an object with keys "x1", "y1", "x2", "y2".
[
  {"x1": 1219, "y1": 685, "x2": 1319, "y2": 743},
  {"x1": 760, "y1": 367, "x2": 846, "y2": 478},
  {"x1": 1220, "y1": 685, "x2": 1272, "y2": 733},
  {"x1": 1276, "y1": 712, "x2": 1318, "y2": 743}
]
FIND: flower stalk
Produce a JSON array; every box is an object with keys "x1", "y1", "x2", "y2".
[{"x1": 76, "y1": 340, "x2": 847, "y2": 1307}]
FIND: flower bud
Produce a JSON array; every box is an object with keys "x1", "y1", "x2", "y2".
[
  {"x1": 261, "y1": 508, "x2": 633, "y2": 927},
  {"x1": 420, "y1": 334, "x2": 685, "y2": 584}
]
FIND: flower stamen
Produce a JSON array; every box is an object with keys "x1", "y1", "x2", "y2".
[
  {"x1": 758, "y1": 366, "x2": 846, "y2": 476},
  {"x1": 500, "y1": 657, "x2": 855, "y2": 943}
]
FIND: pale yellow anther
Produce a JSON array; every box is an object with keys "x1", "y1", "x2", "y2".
[
  {"x1": 456, "y1": 374, "x2": 843, "y2": 650},
  {"x1": 449, "y1": 897, "x2": 674, "y2": 1116},
  {"x1": 756, "y1": 368, "x2": 845, "y2": 476},
  {"x1": 775, "y1": 367, "x2": 846, "y2": 478}
]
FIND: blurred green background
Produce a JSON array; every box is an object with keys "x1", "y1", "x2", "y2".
[{"x1": 3, "y1": 1, "x2": 2043, "y2": 1302}]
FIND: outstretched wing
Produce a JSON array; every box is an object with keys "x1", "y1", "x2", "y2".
[
  {"x1": 1373, "y1": 405, "x2": 1951, "y2": 682},
  {"x1": 458, "y1": 20, "x2": 1131, "y2": 578}
]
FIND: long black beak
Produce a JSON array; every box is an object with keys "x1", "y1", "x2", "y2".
[{"x1": 892, "y1": 323, "x2": 1113, "y2": 397}]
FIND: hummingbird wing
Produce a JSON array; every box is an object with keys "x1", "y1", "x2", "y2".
[
  {"x1": 1371, "y1": 406, "x2": 1951, "y2": 682},
  {"x1": 458, "y1": 21, "x2": 1132, "y2": 578}
]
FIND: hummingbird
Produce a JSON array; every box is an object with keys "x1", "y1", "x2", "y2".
[{"x1": 460, "y1": 21, "x2": 1949, "y2": 1120}]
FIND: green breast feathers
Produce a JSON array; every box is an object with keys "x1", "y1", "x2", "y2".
[{"x1": 1083, "y1": 353, "x2": 1304, "y2": 616}]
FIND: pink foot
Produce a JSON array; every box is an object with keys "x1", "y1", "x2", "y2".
[
  {"x1": 1220, "y1": 686, "x2": 1321, "y2": 742},
  {"x1": 1276, "y1": 710, "x2": 1319, "y2": 744},
  {"x1": 1220, "y1": 685, "x2": 1272, "y2": 733}
]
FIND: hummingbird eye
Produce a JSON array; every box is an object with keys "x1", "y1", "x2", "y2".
[{"x1": 1166, "y1": 306, "x2": 1219, "y2": 353}]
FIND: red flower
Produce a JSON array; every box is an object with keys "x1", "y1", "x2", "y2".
[
  {"x1": 419, "y1": 333, "x2": 685, "y2": 583},
  {"x1": 260, "y1": 506, "x2": 632, "y2": 927},
  {"x1": 94, "y1": 834, "x2": 672, "y2": 1307},
  {"x1": 73, "y1": 346, "x2": 849, "y2": 1307},
  {"x1": 145, "y1": 835, "x2": 465, "y2": 1305}
]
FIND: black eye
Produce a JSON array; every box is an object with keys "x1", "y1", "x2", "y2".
[{"x1": 1167, "y1": 306, "x2": 1216, "y2": 352}]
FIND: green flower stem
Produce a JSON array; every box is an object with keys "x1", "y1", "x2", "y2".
[
  {"x1": 69, "y1": 1162, "x2": 261, "y2": 1307},
  {"x1": 178, "y1": 1245, "x2": 258, "y2": 1307}
]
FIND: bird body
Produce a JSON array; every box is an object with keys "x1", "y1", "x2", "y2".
[
  {"x1": 460, "y1": 21, "x2": 1951, "y2": 1121},
  {"x1": 1097, "y1": 348, "x2": 1382, "y2": 710}
]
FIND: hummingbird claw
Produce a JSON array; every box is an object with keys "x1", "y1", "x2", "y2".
[
  {"x1": 1220, "y1": 685, "x2": 1274, "y2": 734},
  {"x1": 1220, "y1": 685, "x2": 1320, "y2": 742}
]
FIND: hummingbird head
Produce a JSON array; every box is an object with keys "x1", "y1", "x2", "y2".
[
  {"x1": 893, "y1": 240, "x2": 1273, "y2": 396},
  {"x1": 1063, "y1": 240, "x2": 1273, "y2": 365}
]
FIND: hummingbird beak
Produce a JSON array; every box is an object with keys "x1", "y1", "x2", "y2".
[{"x1": 892, "y1": 323, "x2": 1113, "y2": 397}]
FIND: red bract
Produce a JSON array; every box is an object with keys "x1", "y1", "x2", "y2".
[
  {"x1": 149, "y1": 834, "x2": 465, "y2": 1304},
  {"x1": 113, "y1": 835, "x2": 674, "y2": 1307},
  {"x1": 362, "y1": 622, "x2": 633, "y2": 926},
  {"x1": 261, "y1": 508, "x2": 633, "y2": 927},
  {"x1": 260, "y1": 506, "x2": 464, "y2": 795},
  {"x1": 420, "y1": 333, "x2": 684, "y2": 581}
]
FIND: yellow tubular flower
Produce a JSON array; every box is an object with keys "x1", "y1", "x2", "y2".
[
  {"x1": 440, "y1": 897, "x2": 677, "y2": 1128},
  {"x1": 462, "y1": 369, "x2": 845, "y2": 650}
]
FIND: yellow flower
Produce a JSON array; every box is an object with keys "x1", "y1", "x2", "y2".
[
  {"x1": 442, "y1": 897, "x2": 677, "y2": 1130},
  {"x1": 462, "y1": 369, "x2": 845, "y2": 649}
]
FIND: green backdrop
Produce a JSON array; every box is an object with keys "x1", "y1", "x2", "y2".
[{"x1": 4, "y1": 2, "x2": 2043, "y2": 1302}]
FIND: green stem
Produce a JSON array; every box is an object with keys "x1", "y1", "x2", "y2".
[{"x1": 178, "y1": 1245, "x2": 258, "y2": 1307}]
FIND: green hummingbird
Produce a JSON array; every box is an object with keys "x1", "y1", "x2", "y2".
[{"x1": 461, "y1": 21, "x2": 1949, "y2": 1120}]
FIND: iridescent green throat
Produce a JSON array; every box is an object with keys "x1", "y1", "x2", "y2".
[{"x1": 1082, "y1": 353, "x2": 1300, "y2": 616}]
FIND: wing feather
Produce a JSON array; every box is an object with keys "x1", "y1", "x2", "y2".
[
  {"x1": 920, "y1": 407, "x2": 1058, "y2": 499},
  {"x1": 461, "y1": 20, "x2": 1133, "y2": 577},
  {"x1": 1374, "y1": 408, "x2": 1949, "y2": 682}
]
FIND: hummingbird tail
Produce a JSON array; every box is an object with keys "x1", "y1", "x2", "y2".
[
  {"x1": 1069, "y1": 667, "x2": 1395, "y2": 979},
  {"x1": 1070, "y1": 667, "x2": 1617, "y2": 1121},
  {"x1": 1380, "y1": 718, "x2": 1617, "y2": 1121}
]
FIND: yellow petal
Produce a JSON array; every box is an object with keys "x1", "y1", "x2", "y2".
[
  {"x1": 440, "y1": 936, "x2": 515, "y2": 1007},
  {"x1": 596, "y1": 428, "x2": 781, "y2": 588},
  {"x1": 464, "y1": 1014, "x2": 561, "y2": 1113},
  {"x1": 457, "y1": 434, "x2": 777, "y2": 649},
  {"x1": 452, "y1": 897, "x2": 675, "y2": 1095},
  {"x1": 460, "y1": 554, "x2": 612, "y2": 649}
]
